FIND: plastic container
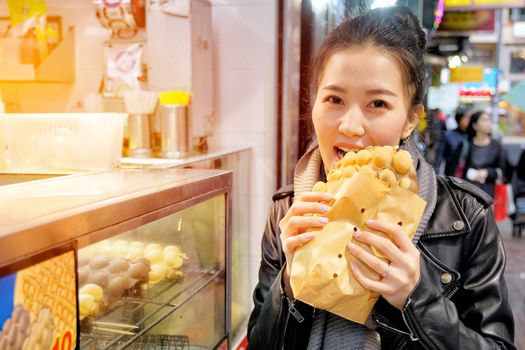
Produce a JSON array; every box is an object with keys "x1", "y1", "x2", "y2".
[{"x1": 0, "y1": 113, "x2": 127, "y2": 172}]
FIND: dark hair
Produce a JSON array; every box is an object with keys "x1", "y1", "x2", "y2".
[
  {"x1": 309, "y1": 6, "x2": 427, "y2": 108},
  {"x1": 466, "y1": 110, "x2": 487, "y2": 139},
  {"x1": 454, "y1": 107, "x2": 468, "y2": 125}
]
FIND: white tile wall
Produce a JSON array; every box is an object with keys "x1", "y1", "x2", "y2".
[
  {"x1": 212, "y1": 4, "x2": 276, "y2": 71},
  {"x1": 214, "y1": 69, "x2": 267, "y2": 135},
  {"x1": 210, "y1": 0, "x2": 278, "y2": 302}
]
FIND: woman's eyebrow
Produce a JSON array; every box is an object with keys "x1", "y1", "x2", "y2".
[
  {"x1": 366, "y1": 88, "x2": 397, "y2": 97},
  {"x1": 321, "y1": 84, "x2": 397, "y2": 98},
  {"x1": 321, "y1": 84, "x2": 347, "y2": 93}
]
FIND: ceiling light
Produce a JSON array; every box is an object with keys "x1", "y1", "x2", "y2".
[
  {"x1": 371, "y1": 0, "x2": 397, "y2": 9},
  {"x1": 312, "y1": 0, "x2": 331, "y2": 13}
]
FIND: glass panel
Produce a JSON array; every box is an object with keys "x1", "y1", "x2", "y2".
[
  {"x1": 78, "y1": 194, "x2": 226, "y2": 350},
  {"x1": 185, "y1": 150, "x2": 252, "y2": 341},
  {"x1": 221, "y1": 152, "x2": 251, "y2": 339},
  {"x1": 510, "y1": 48, "x2": 525, "y2": 74}
]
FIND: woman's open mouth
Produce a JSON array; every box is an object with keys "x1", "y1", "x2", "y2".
[{"x1": 334, "y1": 145, "x2": 363, "y2": 161}]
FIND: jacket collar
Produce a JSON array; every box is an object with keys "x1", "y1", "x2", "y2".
[{"x1": 421, "y1": 176, "x2": 470, "y2": 239}]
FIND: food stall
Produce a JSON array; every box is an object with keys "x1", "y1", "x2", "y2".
[{"x1": 0, "y1": 167, "x2": 233, "y2": 349}]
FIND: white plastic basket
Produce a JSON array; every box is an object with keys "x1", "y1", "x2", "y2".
[{"x1": 0, "y1": 113, "x2": 127, "y2": 172}]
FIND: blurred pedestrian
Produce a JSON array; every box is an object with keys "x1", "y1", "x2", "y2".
[
  {"x1": 433, "y1": 107, "x2": 471, "y2": 175},
  {"x1": 423, "y1": 108, "x2": 447, "y2": 167},
  {"x1": 462, "y1": 111, "x2": 506, "y2": 197}
]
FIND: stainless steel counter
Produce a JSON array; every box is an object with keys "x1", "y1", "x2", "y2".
[{"x1": 0, "y1": 168, "x2": 232, "y2": 269}]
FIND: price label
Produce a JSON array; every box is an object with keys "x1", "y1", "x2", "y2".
[{"x1": 52, "y1": 330, "x2": 73, "y2": 350}]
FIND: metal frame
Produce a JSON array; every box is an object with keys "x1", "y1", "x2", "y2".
[{"x1": 0, "y1": 169, "x2": 231, "y2": 268}]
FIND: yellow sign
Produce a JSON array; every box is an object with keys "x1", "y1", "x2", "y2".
[
  {"x1": 446, "y1": 0, "x2": 471, "y2": 6},
  {"x1": 474, "y1": 0, "x2": 522, "y2": 4},
  {"x1": 449, "y1": 67, "x2": 484, "y2": 83},
  {"x1": 446, "y1": 0, "x2": 525, "y2": 8}
]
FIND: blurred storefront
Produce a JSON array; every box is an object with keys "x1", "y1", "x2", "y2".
[{"x1": 427, "y1": 0, "x2": 525, "y2": 136}]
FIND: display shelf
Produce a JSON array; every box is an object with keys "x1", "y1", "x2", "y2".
[
  {"x1": 120, "y1": 146, "x2": 251, "y2": 169},
  {"x1": 0, "y1": 27, "x2": 75, "y2": 83},
  {"x1": 80, "y1": 265, "x2": 222, "y2": 350}
]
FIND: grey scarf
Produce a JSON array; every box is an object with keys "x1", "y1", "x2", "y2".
[{"x1": 295, "y1": 138, "x2": 437, "y2": 350}]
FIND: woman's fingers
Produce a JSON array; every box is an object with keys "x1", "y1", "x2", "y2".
[
  {"x1": 288, "y1": 201, "x2": 332, "y2": 217},
  {"x1": 279, "y1": 216, "x2": 328, "y2": 253},
  {"x1": 351, "y1": 229, "x2": 405, "y2": 264},
  {"x1": 295, "y1": 191, "x2": 334, "y2": 204},
  {"x1": 349, "y1": 262, "x2": 396, "y2": 295},
  {"x1": 283, "y1": 232, "x2": 315, "y2": 252},
  {"x1": 364, "y1": 219, "x2": 413, "y2": 253},
  {"x1": 279, "y1": 193, "x2": 333, "y2": 241},
  {"x1": 285, "y1": 216, "x2": 328, "y2": 231},
  {"x1": 348, "y1": 220, "x2": 421, "y2": 310},
  {"x1": 347, "y1": 242, "x2": 391, "y2": 278}
]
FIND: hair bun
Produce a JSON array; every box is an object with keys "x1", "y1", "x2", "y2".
[{"x1": 389, "y1": 6, "x2": 427, "y2": 51}]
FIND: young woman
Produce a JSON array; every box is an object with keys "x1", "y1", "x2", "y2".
[
  {"x1": 433, "y1": 107, "x2": 472, "y2": 176},
  {"x1": 247, "y1": 6, "x2": 515, "y2": 350},
  {"x1": 463, "y1": 111, "x2": 506, "y2": 198}
]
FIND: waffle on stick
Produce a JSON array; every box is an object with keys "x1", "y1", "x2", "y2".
[{"x1": 290, "y1": 146, "x2": 427, "y2": 324}]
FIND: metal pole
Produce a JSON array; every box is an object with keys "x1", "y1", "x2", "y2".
[{"x1": 493, "y1": 9, "x2": 503, "y2": 129}]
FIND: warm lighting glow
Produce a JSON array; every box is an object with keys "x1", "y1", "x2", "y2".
[{"x1": 448, "y1": 55, "x2": 462, "y2": 68}]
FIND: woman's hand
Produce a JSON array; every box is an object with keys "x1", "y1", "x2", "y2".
[
  {"x1": 475, "y1": 168, "x2": 488, "y2": 183},
  {"x1": 279, "y1": 191, "x2": 334, "y2": 297},
  {"x1": 347, "y1": 219, "x2": 420, "y2": 310}
]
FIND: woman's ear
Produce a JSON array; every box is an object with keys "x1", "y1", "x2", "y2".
[{"x1": 401, "y1": 104, "x2": 424, "y2": 139}]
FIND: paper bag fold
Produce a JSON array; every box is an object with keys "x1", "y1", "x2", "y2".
[{"x1": 290, "y1": 172, "x2": 426, "y2": 324}]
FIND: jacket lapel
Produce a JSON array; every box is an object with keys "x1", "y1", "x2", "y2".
[{"x1": 420, "y1": 176, "x2": 470, "y2": 240}]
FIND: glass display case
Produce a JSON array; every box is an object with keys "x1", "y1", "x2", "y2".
[
  {"x1": 121, "y1": 147, "x2": 253, "y2": 348},
  {"x1": 0, "y1": 168, "x2": 232, "y2": 350}
]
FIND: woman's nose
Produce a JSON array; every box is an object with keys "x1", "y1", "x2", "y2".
[{"x1": 338, "y1": 107, "x2": 365, "y2": 137}]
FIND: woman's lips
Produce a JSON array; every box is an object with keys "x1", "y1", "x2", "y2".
[{"x1": 333, "y1": 145, "x2": 364, "y2": 160}]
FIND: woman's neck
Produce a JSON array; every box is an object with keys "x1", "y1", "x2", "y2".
[{"x1": 473, "y1": 134, "x2": 491, "y2": 146}]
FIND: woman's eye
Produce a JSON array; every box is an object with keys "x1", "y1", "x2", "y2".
[
  {"x1": 326, "y1": 96, "x2": 343, "y2": 105},
  {"x1": 370, "y1": 100, "x2": 387, "y2": 108}
]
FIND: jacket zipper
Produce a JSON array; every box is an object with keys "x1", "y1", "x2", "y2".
[
  {"x1": 281, "y1": 294, "x2": 290, "y2": 350},
  {"x1": 402, "y1": 303, "x2": 439, "y2": 350},
  {"x1": 396, "y1": 339, "x2": 407, "y2": 350},
  {"x1": 391, "y1": 286, "x2": 458, "y2": 350},
  {"x1": 281, "y1": 295, "x2": 305, "y2": 350},
  {"x1": 401, "y1": 306, "x2": 419, "y2": 342},
  {"x1": 287, "y1": 297, "x2": 305, "y2": 323},
  {"x1": 374, "y1": 318, "x2": 411, "y2": 337},
  {"x1": 445, "y1": 285, "x2": 459, "y2": 299}
]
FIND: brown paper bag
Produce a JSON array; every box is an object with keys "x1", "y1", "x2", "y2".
[{"x1": 290, "y1": 172, "x2": 426, "y2": 324}]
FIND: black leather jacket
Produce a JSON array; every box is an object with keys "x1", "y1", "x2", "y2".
[{"x1": 247, "y1": 176, "x2": 515, "y2": 350}]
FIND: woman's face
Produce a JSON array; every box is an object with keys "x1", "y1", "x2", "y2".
[
  {"x1": 473, "y1": 113, "x2": 492, "y2": 136},
  {"x1": 459, "y1": 113, "x2": 471, "y2": 131},
  {"x1": 312, "y1": 46, "x2": 421, "y2": 172}
]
